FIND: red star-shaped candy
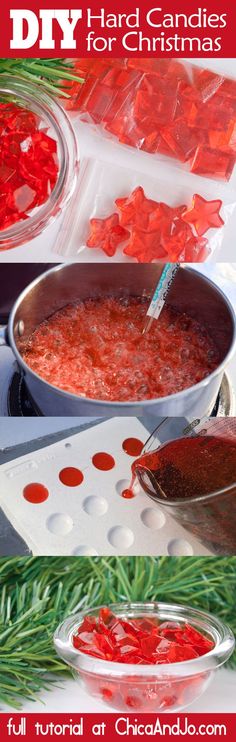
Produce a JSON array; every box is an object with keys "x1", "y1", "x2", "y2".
[
  {"x1": 182, "y1": 194, "x2": 224, "y2": 236},
  {"x1": 123, "y1": 228, "x2": 167, "y2": 263},
  {"x1": 115, "y1": 186, "x2": 158, "y2": 229},
  {"x1": 86, "y1": 213, "x2": 129, "y2": 257}
]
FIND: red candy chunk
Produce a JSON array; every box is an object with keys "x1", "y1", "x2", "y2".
[
  {"x1": 86, "y1": 213, "x2": 129, "y2": 256},
  {"x1": 161, "y1": 120, "x2": 199, "y2": 162},
  {"x1": 182, "y1": 195, "x2": 224, "y2": 236},
  {"x1": 0, "y1": 102, "x2": 58, "y2": 232},
  {"x1": 66, "y1": 58, "x2": 236, "y2": 180},
  {"x1": 72, "y1": 608, "x2": 214, "y2": 664},
  {"x1": 191, "y1": 145, "x2": 236, "y2": 181},
  {"x1": 193, "y1": 68, "x2": 224, "y2": 102}
]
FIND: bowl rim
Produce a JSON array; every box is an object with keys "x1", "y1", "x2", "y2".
[
  {"x1": 8, "y1": 264, "x2": 236, "y2": 408},
  {"x1": 53, "y1": 600, "x2": 235, "y2": 678}
]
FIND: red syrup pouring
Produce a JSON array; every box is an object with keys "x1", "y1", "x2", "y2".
[{"x1": 131, "y1": 434, "x2": 236, "y2": 553}]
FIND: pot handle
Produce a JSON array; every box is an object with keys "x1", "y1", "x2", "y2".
[{"x1": 0, "y1": 325, "x2": 8, "y2": 346}]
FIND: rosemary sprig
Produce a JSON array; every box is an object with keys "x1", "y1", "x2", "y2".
[
  {"x1": 0, "y1": 557, "x2": 235, "y2": 709},
  {"x1": 0, "y1": 58, "x2": 84, "y2": 97}
]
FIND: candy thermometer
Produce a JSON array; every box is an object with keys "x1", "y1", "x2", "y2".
[{"x1": 143, "y1": 263, "x2": 179, "y2": 334}]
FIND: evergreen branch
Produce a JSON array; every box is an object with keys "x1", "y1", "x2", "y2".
[
  {"x1": 0, "y1": 557, "x2": 235, "y2": 709},
  {"x1": 0, "y1": 58, "x2": 83, "y2": 97}
]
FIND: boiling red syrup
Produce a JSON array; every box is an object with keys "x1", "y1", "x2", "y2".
[
  {"x1": 132, "y1": 434, "x2": 236, "y2": 500},
  {"x1": 92, "y1": 452, "x2": 115, "y2": 471},
  {"x1": 23, "y1": 482, "x2": 49, "y2": 503},
  {"x1": 122, "y1": 437, "x2": 143, "y2": 456},
  {"x1": 59, "y1": 467, "x2": 84, "y2": 486},
  {"x1": 21, "y1": 297, "x2": 219, "y2": 402}
]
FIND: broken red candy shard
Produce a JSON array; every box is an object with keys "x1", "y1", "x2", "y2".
[
  {"x1": 99, "y1": 607, "x2": 116, "y2": 626},
  {"x1": 189, "y1": 100, "x2": 234, "y2": 132},
  {"x1": 193, "y1": 68, "x2": 224, "y2": 102},
  {"x1": 65, "y1": 59, "x2": 236, "y2": 181},
  {"x1": 182, "y1": 194, "x2": 224, "y2": 236},
  {"x1": 191, "y1": 145, "x2": 236, "y2": 181},
  {"x1": 161, "y1": 120, "x2": 199, "y2": 162},
  {"x1": 11, "y1": 184, "x2": 37, "y2": 212},
  {"x1": 127, "y1": 58, "x2": 170, "y2": 75},
  {"x1": 86, "y1": 213, "x2": 129, "y2": 257},
  {"x1": 83, "y1": 83, "x2": 115, "y2": 124},
  {"x1": 218, "y1": 77, "x2": 236, "y2": 99},
  {"x1": 133, "y1": 85, "x2": 177, "y2": 129},
  {"x1": 72, "y1": 608, "x2": 214, "y2": 665},
  {"x1": 210, "y1": 120, "x2": 236, "y2": 153},
  {"x1": 184, "y1": 237, "x2": 210, "y2": 263},
  {"x1": 115, "y1": 187, "x2": 158, "y2": 230},
  {"x1": 0, "y1": 102, "x2": 59, "y2": 232}
]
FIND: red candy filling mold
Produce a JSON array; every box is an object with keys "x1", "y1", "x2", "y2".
[
  {"x1": 72, "y1": 607, "x2": 214, "y2": 664},
  {"x1": 64, "y1": 59, "x2": 236, "y2": 181},
  {"x1": 86, "y1": 186, "x2": 224, "y2": 262},
  {"x1": 0, "y1": 102, "x2": 59, "y2": 231}
]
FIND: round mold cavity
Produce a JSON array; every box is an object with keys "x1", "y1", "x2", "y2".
[
  {"x1": 46, "y1": 512, "x2": 73, "y2": 535},
  {"x1": 108, "y1": 525, "x2": 134, "y2": 550},
  {"x1": 168, "y1": 538, "x2": 194, "y2": 556},
  {"x1": 65, "y1": 442, "x2": 72, "y2": 449},
  {"x1": 59, "y1": 467, "x2": 84, "y2": 486},
  {"x1": 83, "y1": 496, "x2": 108, "y2": 516},
  {"x1": 72, "y1": 545, "x2": 98, "y2": 556},
  {"x1": 141, "y1": 507, "x2": 166, "y2": 530},
  {"x1": 122, "y1": 437, "x2": 144, "y2": 456},
  {"x1": 92, "y1": 452, "x2": 115, "y2": 471},
  {"x1": 23, "y1": 482, "x2": 49, "y2": 504},
  {"x1": 116, "y1": 479, "x2": 140, "y2": 496},
  {"x1": 116, "y1": 479, "x2": 130, "y2": 495}
]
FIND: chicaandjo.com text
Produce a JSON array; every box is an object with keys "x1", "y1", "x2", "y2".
[
  {"x1": 114, "y1": 716, "x2": 227, "y2": 735},
  {"x1": 2, "y1": 715, "x2": 233, "y2": 740}
]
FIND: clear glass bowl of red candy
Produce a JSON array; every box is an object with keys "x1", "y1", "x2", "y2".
[
  {"x1": 54, "y1": 601, "x2": 234, "y2": 712},
  {"x1": 0, "y1": 76, "x2": 79, "y2": 250}
]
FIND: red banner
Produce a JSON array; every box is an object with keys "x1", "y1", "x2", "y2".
[
  {"x1": 0, "y1": 714, "x2": 235, "y2": 741},
  {"x1": 0, "y1": 0, "x2": 236, "y2": 57}
]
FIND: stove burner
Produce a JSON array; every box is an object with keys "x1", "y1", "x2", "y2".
[
  {"x1": 8, "y1": 370, "x2": 42, "y2": 416},
  {"x1": 7, "y1": 367, "x2": 233, "y2": 417}
]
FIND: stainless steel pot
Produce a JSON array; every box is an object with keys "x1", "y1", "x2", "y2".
[{"x1": 0, "y1": 263, "x2": 235, "y2": 417}]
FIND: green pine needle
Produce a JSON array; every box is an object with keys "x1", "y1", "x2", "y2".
[
  {"x1": 0, "y1": 58, "x2": 84, "y2": 97},
  {"x1": 0, "y1": 556, "x2": 235, "y2": 709}
]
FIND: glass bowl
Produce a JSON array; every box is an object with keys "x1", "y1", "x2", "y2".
[
  {"x1": 137, "y1": 419, "x2": 236, "y2": 555},
  {"x1": 54, "y1": 601, "x2": 234, "y2": 712},
  {"x1": 0, "y1": 75, "x2": 79, "y2": 250}
]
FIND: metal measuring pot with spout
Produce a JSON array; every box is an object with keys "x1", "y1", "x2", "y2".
[{"x1": 134, "y1": 418, "x2": 236, "y2": 555}]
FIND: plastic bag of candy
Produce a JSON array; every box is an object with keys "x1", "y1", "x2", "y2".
[
  {"x1": 54, "y1": 157, "x2": 236, "y2": 263},
  {"x1": 62, "y1": 58, "x2": 236, "y2": 183}
]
